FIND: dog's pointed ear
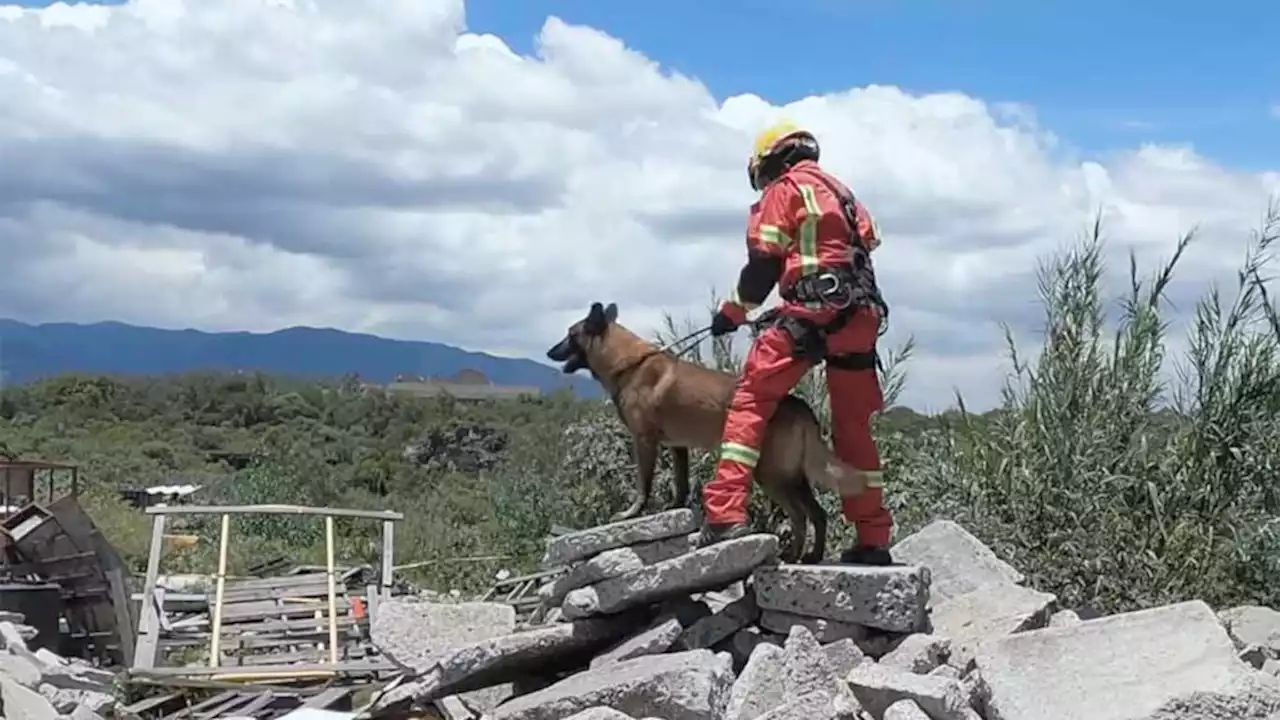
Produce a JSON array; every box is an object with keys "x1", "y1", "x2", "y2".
[
  {"x1": 585, "y1": 302, "x2": 607, "y2": 335},
  {"x1": 604, "y1": 303, "x2": 618, "y2": 325}
]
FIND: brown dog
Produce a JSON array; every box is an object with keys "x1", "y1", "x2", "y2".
[{"x1": 547, "y1": 301, "x2": 871, "y2": 564}]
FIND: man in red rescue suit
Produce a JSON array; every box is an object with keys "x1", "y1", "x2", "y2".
[{"x1": 697, "y1": 120, "x2": 894, "y2": 566}]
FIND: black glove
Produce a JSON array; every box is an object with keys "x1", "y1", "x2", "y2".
[{"x1": 710, "y1": 310, "x2": 740, "y2": 338}]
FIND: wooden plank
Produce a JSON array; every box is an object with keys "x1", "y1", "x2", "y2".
[
  {"x1": 221, "y1": 647, "x2": 369, "y2": 667},
  {"x1": 299, "y1": 686, "x2": 355, "y2": 709},
  {"x1": 130, "y1": 659, "x2": 398, "y2": 678},
  {"x1": 145, "y1": 504, "x2": 403, "y2": 521},
  {"x1": 221, "y1": 573, "x2": 336, "y2": 593},
  {"x1": 380, "y1": 519, "x2": 394, "y2": 600},
  {"x1": 133, "y1": 514, "x2": 168, "y2": 671},
  {"x1": 218, "y1": 598, "x2": 353, "y2": 623}
]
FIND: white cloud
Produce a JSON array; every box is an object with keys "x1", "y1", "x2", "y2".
[{"x1": 0, "y1": 0, "x2": 1277, "y2": 410}]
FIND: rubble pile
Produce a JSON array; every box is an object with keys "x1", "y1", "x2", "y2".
[
  {"x1": 371, "y1": 511, "x2": 1280, "y2": 720},
  {"x1": 0, "y1": 611, "x2": 115, "y2": 719}
]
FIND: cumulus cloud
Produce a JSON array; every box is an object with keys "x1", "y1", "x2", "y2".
[{"x1": 0, "y1": 0, "x2": 1276, "y2": 410}]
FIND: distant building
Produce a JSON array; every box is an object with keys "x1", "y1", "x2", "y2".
[{"x1": 382, "y1": 369, "x2": 541, "y2": 402}]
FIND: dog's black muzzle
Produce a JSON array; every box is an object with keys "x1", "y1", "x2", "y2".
[{"x1": 546, "y1": 337, "x2": 574, "y2": 362}]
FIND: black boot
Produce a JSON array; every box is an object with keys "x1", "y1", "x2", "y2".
[
  {"x1": 839, "y1": 544, "x2": 894, "y2": 566},
  {"x1": 696, "y1": 522, "x2": 753, "y2": 548}
]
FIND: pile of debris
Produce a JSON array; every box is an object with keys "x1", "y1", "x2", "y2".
[
  {"x1": 370, "y1": 510, "x2": 1280, "y2": 720},
  {"x1": 0, "y1": 610, "x2": 115, "y2": 718}
]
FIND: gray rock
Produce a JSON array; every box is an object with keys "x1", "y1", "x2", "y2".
[
  {"x1": 539, "y1": 535, "x2": 695, "y2": 607},
  {"x1": 1221, "y1": 606, "x2": 1280, "y2": 662},
  {"x1": 1048, "y1": 609, "x2": 1082, "y2": 628},
  {"x1": 0, "y1": 621, "x2": 30, "y2": 654},
  {"x1": 930, "y1": 665, "x2": 962, "y2": 681},
  {"x1": 755, "y1": 689, "x2": 858, "y2": 720},
  {"x1": 753, "y1": 564, "x2": 930, "y2": 633},
  {"x1": 435, "y1": 695, "x2": 480, "y2": 720},
  {"x1": 884, "y1": 699, "x2": 933, "y2": 720},
  {"x1": 975, "y1": 600, "x2": 1263, "y2": 720},
  {"x1": 725, "y1": 643, "x2": 788, "y2": 720},
  {"x1": 39, "y1": 684, "x2": 114, "y2": 714},
  {"x1": 928, "y1": 583, "x2": 1056, "y2": 644},
  {"x1": 674, "y1": 593, "x2": 761, "y2": 651},
  {"x1": 491, "y1": 649, "x2": 735, "y2": 720},
  {"x1": 69, "y1": 706, "x2": 107, "y2": 720},
  {"x1": 0, "y1": 675, "x2": 58, "y2": 719},
  {"x1": 822, "y1": 638, "x2": 867, "y2": 677},
  {"x1": 1140, "y1": 675, "x2": 1280, "y2": 720},
  {"x1": 890, "y1": 520, "x2": 1023, "y2": 604},
  {"x1": 879, "y1": 634, "x2": 952, "y2": 675},
  {"x1": 542, "y1": 510, "x2": 698, "y2": 568},
  {"x1": 407, "y1": 614, "x2": 639, "y2": 701},
  {"x1": 845, "y1": 663, "x2": 971, "y2": 720},
  {"x1": 782, "y1": 626, "x2": 837, "y2": 699},
  {"x1": 0, "y1": 651, "x2": 43, "y2": 687},
  {"x1": 722, "y1": 629, "x2": 769, "y2": 670},
  {"x1": 562, "y1": 708, "x2": 636, "y2": 720},
  {"x1": 590, "y1": 615, "x2": 685, "y2": 668},
  {"x1": 759, "y1": 609, "x2": 865, "y2": 644},
  {"x1": 563, "y1": 534, "x2": 779, "y2": 620},
  {"x1": 371, "y1": 599, "x2": 519, "y2": 711}
]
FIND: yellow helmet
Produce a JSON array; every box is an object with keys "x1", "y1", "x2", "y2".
[{"x1": 748, "y1": 119, "x2": 819, "y2": 191}]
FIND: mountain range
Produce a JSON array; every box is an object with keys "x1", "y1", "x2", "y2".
[{"x1": 0, "y1": 319, "x2": 600, "y2": 398}]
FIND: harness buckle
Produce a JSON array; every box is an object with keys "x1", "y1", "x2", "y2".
[{"x1": 813, "y1": 270, "x2": 854, "y2": 310}]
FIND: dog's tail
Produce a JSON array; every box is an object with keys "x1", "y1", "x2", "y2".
[{"x1": 800, "y1": 416, "x2": 875, "y2": 497}]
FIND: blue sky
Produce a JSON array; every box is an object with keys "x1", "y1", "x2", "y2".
[{"x1": 13, "y1": 0, "x2": 1278, "y2": 169}]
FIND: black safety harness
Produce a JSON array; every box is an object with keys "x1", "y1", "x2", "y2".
[{"x1": 770, "y1": 174, "x2": 890, "y2": 373}]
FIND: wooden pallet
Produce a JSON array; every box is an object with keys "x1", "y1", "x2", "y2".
[{"x1": 1, "y1": 496, "x2": 135, "y2": 666}]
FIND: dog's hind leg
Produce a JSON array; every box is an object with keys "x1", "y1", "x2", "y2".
[
  {"x1": 668, "y1": 446, "x2": 690, "y2": 510},
  {"x1": 612, "y1": 434, "x2": 659, "y2": 522},
  {"x1": 795, "y1": 480, "x2": 828, "y2": 565},
  {"x1": 761, "y1": 477, "x2": 808, "y2": 563}
]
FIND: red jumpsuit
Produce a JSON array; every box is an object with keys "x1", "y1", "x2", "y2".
[{"x1": 704, "y1": 159, "x2": 892, "y2": 548}]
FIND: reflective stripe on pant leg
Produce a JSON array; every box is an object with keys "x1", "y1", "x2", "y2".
[
  {"x1": 825, "y1": 320, "x2": 892, "y2": 547},
  {"x1": 703, "y1": 326, "x2": 813, "y2": 525}
]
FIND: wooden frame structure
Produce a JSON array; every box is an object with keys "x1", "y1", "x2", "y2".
[
  {"x1": 0, "y1": 458, "x2": 79, "y2": 519},
  {"x1": 131, "y1": 503, "x2": 403, "y2": 682}
]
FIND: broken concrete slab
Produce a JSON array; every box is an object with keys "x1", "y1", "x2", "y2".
[
  {"x1": 371, "y1": 599, "x2": 518, "y2": 670},
  {"x1": 759, "y1": 609, "x2": 864, "y2": 644},
  {"x1": 406, "y1": 613, "x2": 640, "y2": 701},
  {"x1": 845, "y1": 663, "x2": 971, "y2": 720},
  {"x1": 928, "y1": 583, "x2": 1056, "y2": 644},
  {"x1": 563, "y1": 534, "x2": 779, "y2": 620},
  {"x1": 822, "y1": 638, "x2": 866, "y2": 678},
  {"x1": 562, "y1": 708, "x2": 637, "y2": 720},
  {"x1": 542, "y1": 509, "x2": 698, "y2": 568},
  {"x1": 539, "y1": 535, "x2": 695, "y2": 607},
  {"x1": 673, "y1": 593, "x2": 760, "y2": 651},
  {"x1": 753, "y1": 564, "x2": 930, "y2": 633},
  {"x1": 1140, "y1": 674, "x2": 1280, "y2": 720},
  {"x1": 491, "y1": 649, "x2": 735, "y2": 720},
  {"x1": 589, "y1": 615, "x2": 684, "y2": 669},
  {"x1": 782, "y1": 626, "x2": 838, "y2": 699},
  {"x1": 890, "y1": 520, "x2": 1023, "y2": 604},
  {"x1": 725, "y1": 643, "x2": 788, "y2": 720},
  {"x1": 0, "y1": 675, "x2": 58, "y2": 720},
  {"x1": 879, "y1": 634, "x2": 952, "y2": 675},
  {"x1": 1221, "y1": 606, "x2": 1280, "y2": 661},
  {"x1": 1048, "y1": 609, "x2": 1081, "y2": 628},
  {"x1": 883, "y1": 698, "x2": 932, "y2": 720},
  {"x1": 371, "y1": 598, "x2": 520, "y2": 711},
  {"x1": 754, "y1": 689, "x2": 857, "y2": 720},
  {"x1": 974, "y1": 600, "x2": 1263, "y2": 720}
]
